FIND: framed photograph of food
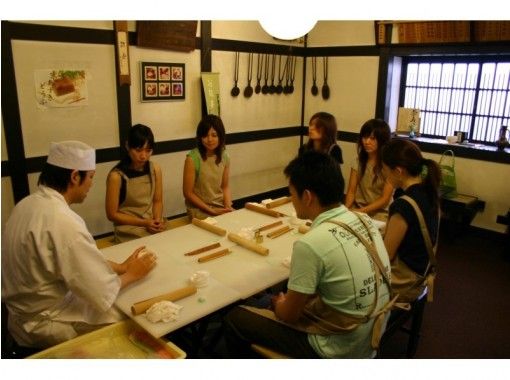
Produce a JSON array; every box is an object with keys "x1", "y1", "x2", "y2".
[{"x1": 140, "y1": 61, "x2": 185, "y2": 101}]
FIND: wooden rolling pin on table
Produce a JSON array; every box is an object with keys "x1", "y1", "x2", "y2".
[
  {"x1": 131, "y1": 285, "x2": 198, "y2": 315},
  {"x1": 228, "y1": 232, "x2": 269, "y2": 256},
  {"x1": 191, "y1": 218, "x2": 227, "y2": 236},
  {"x1": 245, "y1": 202, "x2": 283, "y2": 218}
]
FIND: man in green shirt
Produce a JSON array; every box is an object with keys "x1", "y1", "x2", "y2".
[{"x1": 224, "y1": 151, "x2": 392, "y2": 358}]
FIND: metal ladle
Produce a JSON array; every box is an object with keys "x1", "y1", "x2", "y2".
[
  {"x1": 311, "y1": 56, "x2": 318, "y2": 96},
  {"x1": 231, "y1": 52, "x2": 240, "y2": 97},
  {"x1": 244, "y1": 53, "x2": 254, "y2": 98}
]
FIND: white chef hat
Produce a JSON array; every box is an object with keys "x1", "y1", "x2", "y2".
[{"x1": 47, "y1": 141, "x2": 96, "y2": 171}]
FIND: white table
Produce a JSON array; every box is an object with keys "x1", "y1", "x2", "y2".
[{"x1": 101, "y1": 205, "x2": 301, "y2": 338}]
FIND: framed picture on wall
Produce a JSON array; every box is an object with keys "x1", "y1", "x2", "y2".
[{"x1": 140, "y1": 61, "x2": 185, "y2": 101}]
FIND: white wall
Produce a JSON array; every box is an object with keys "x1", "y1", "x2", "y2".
[{"x1": 2, "y1": 20, "x2": 509, "y2": 234}]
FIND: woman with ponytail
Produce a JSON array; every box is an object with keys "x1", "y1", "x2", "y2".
[{"x1": 381, "y1": 138, "x2": 441, "y2": 302}]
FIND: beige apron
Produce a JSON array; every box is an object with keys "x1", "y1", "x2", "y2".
[
  {"x1": 186, "y1": 154, "x2": 226, "y2": 220},
  {"x1": 243, "y1": 213, "x2": 398, "y2": 350},
  {"x1": 114, "y1": 162, "x2": 166, "y2": 243},
  {"x1": 354, "y1": 162, "x2": 389, "y2": 222},
  {"x1": 390, "y1": 195, "x2": 439, "y2": 303}
]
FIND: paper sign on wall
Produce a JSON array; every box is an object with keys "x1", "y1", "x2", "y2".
[{"x1": 201, "y1": 72, "x2": 221, "y2": 116}]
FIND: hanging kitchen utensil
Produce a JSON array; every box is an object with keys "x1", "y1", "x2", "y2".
[
  {"x1": 311, "y1": 56, "x2": 318, "y2": 96},
  {"x1": 269, "y1": 55, "x2": 276, "y2": 94},
  {"x1": 261, "y1": 54, "x2": 270, "y2": 95},
  {"x1": 255, "y1": 53, "x2": 262, "y2": 94},
  {"x1": 231, "y1": 52, "x2": 240, "y2": 97},
  {"x1": 284, "y1": 55, "x2": 291, "y2": 94},
  {"x1": 243, "y1": 53, "x2": 254, "y2": 98},
  {"x1": 276, "y1": 55, "x2": 286, "y2": 94},
  {"x1": 321, "y1": 56, "x2": 330, "y2": 100},
  {"x1": 288, "y1": 56, "x2": 296, "y2": 94}
]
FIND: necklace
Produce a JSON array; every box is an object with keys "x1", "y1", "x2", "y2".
[
  {"x1": 269, "y1": 54, "x2": 276, "y2": 94},
  {"x1": 261, "y1": 54, "x2": 270, "y2": 95}
]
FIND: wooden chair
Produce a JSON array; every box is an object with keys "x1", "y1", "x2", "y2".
[
  {"x1": 378, "y1": 288, "x2": 428, "y2": 358},
  {"x1": 250, "y1": 344, "x2": 290, "y2": 359}
]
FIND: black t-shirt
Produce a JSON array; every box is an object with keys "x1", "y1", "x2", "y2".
[
  {"x1": 298, "y1": 143, "x2": 344, "y2": 164},
  {"x1": 389, "y1": 184, "x2": 439, "y2": 274}
]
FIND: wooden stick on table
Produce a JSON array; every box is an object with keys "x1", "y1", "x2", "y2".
[
  {"x1": 267, "y1": 225, "x2": 293, "y2": 239},
  {"x1": 256, "y1": 220, "x2": 283, "y2": 232},
  {"x1": 228, "y1": 233, "x2": 269, "y2": 256},
  {"x1": 184, "y1": 242, "x2": 221, "y2": 256},
  {"x1": 191, "y1": 218, "x2": 227, "y2": 236},
  {"x1": 131, "y1": 285, "x2": 197, "y2": 315},
  {"x1": 265, "y1": 196, "x2": 291, "y2": 209},
  {"x1": 245, "y1": 202, "x2": 283, "y2": 218},
  {"x1": 198, "y1": 248, "x2": 231, "y2": 263}
]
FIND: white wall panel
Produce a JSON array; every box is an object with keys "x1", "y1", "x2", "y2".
[
  {"x1": 129, "y1": 46, "x2": 203, "y2": 140},
  {"x1": 212, "y1": 51, "x2": 303, "y2": 131},
  {"x1": 307, "y1": 21, "x2": 376, "y2": 47},
  {"x1": 212, "y1": 21, "x2": 304, "y2": 46},
  {"x1": 12, "y1": 40, "x2": 119, "y2": 157},
  {"x1": 304, "y1": 56, "x2": 379, "y2": 133}
]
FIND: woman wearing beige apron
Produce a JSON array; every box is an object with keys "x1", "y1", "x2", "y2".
[
  {"x1": 345, "y1": 119, "x2": 394, "y2": 222},
  {"x1": 382, "y1": 139, "x2": 441, "y2": 303},
  {"x1": 106, "y1": 124, "x2": 167, "y2": 243},
  {"x1": 183, "y1": 115, "x2": 233, "y2": 220}
]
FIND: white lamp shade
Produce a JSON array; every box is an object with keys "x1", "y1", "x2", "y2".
[{"x1": 259, "y1": 19, "x2": 317, "y2": 40}]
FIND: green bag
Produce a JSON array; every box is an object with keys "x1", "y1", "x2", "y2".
[{"x1": 439, "y1": 150, "x2": 457, "y2": 198}]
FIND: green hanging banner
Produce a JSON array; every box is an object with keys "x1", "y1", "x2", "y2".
[{"x1": 201, "y1": 72, "x2": 221, "y2": 116}]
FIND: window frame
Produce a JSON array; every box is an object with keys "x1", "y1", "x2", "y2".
[{"x1": 399, "y1": 55, "x2": 510, "y2": 145}]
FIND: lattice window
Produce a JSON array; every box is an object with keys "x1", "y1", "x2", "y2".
[{"x1": 402, "y1": 57, "x2": 510, "y2": 144}]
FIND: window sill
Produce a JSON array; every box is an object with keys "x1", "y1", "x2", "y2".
[{"x1": 394, "y1": 135, "x2": 510, "y2": 164}]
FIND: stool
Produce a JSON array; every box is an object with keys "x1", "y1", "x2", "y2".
[
  {"x1": 250, "y1": 344, "x2": 290, "y2": 359},
  {"x1": 378, "y1": 289, "x2": 428, "y2": 358}
]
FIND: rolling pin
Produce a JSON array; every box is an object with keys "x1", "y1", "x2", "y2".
[
  {"x1": 267, "y1": 225, "x2": 293, "y2": 239},
  {"x1": 265, "y1": 196, "x2": 291, "y2": 209},
  {"x1": 191, "y1": 218, "x2": 227, "y2": 236},
  {"x1": 228, "y1": 232, "x2": 269, "y2": 256},
  {"x1": 245, "y1": 202, "x2": 283, "y2": 218},
  {"x1": 256, "y1": 220, "x2": 283, "y2": 232},
  {"x1": 198, "y1": 248, "x2": 231, "y2": 263},
  {"x1": 131, "y1": 285, "x2": 197, "y2": 315},
  {"x1": 184, "y1": 242, "x2": 221, "y2": 256}
]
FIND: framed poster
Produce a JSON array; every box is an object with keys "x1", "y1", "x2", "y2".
[{"x1": 140, "y1": 61, "x2": 185, "y2": 101}]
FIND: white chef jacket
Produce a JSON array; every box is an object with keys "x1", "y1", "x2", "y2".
[{"x1": 1, "y1": 186, "x2": 123, "y2": 348}]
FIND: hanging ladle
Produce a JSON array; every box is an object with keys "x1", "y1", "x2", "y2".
[
  {"x1": 261, "y1": 54, "x2": 270, "y2": 94},
  {"x1": 255, "y1": 53, "x2": 262, "y2": 94},
  {"x1": 231, "y1": 51, "x2": 240, "y2": 97},
  {"x1": 275, "y1": 55, "x2": 286, "y2": 94},
  {"x1": 311, "y1": 56, "x2": 318, "y2": 96},
  {"x1": 321, "y1": 56, "x2": 330, "y2": 100},
  {"x1": 269, "y1": 55, "x2": 276, "y2": 94},
  {"x1": 288, "y1": 56, "x2": 296, "y2": 94},
  {"x1": 244, "y1": 53, "x2": 254, "y2": 98}
]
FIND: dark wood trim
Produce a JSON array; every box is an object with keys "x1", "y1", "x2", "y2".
[
  {"x1": 200, "y1": 21, "x2": 212, "y2": 118},
  {"x1": 1, "y1": 21, "x2": 30, "y2": 202},
  {"x1": 5, "y1": 20, "x2": 115, "y2": 44},
  {"x1": 211, "y1": 38, "x2": 305, "y2": 55},
  {"x1": 386, "y1": 41, "x2": 510, "y2": 56},
  {"x1": 375, "y1": 47, "x2": 390, "y2": 120},
  {"x1": 304, "y1": 45, "x2": 379, "y2": 57}
]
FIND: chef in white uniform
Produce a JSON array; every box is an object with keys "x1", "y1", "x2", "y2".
[{"x1": 1, "y1": 141, "x2": 157, "y2": 349}]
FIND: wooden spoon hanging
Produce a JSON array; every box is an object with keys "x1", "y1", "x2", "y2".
[
  {"x1": 311, "y1": 56, "x2": 318, "y2": 96},
  {"x1": 321, "y1": 56, "x2": 330, "y2": 100},
  {"x1": 283, "y1": 55, "x2": 291, "y2": 94},
  {"x1": 275, "y1": 55, "x2": 286, "y2": 94},
  {"x1": 269, "y1": 55, "x2": 276, "y2": 94},
  {"x1": 255, "y1": 53, "x2": 262, "y2": 94},
  {"x1": 261, "y1": 54, "x2": 270, "y2": 95},
  {"x1": 244, "y1": 53, "x2": 254, "y2": 98},
  {"x1": 288, "y1": 56, "x2": 296, "y2": 94},
  {"x1": 231, "y1": 52, "x2": 240, "y2": 97}
]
